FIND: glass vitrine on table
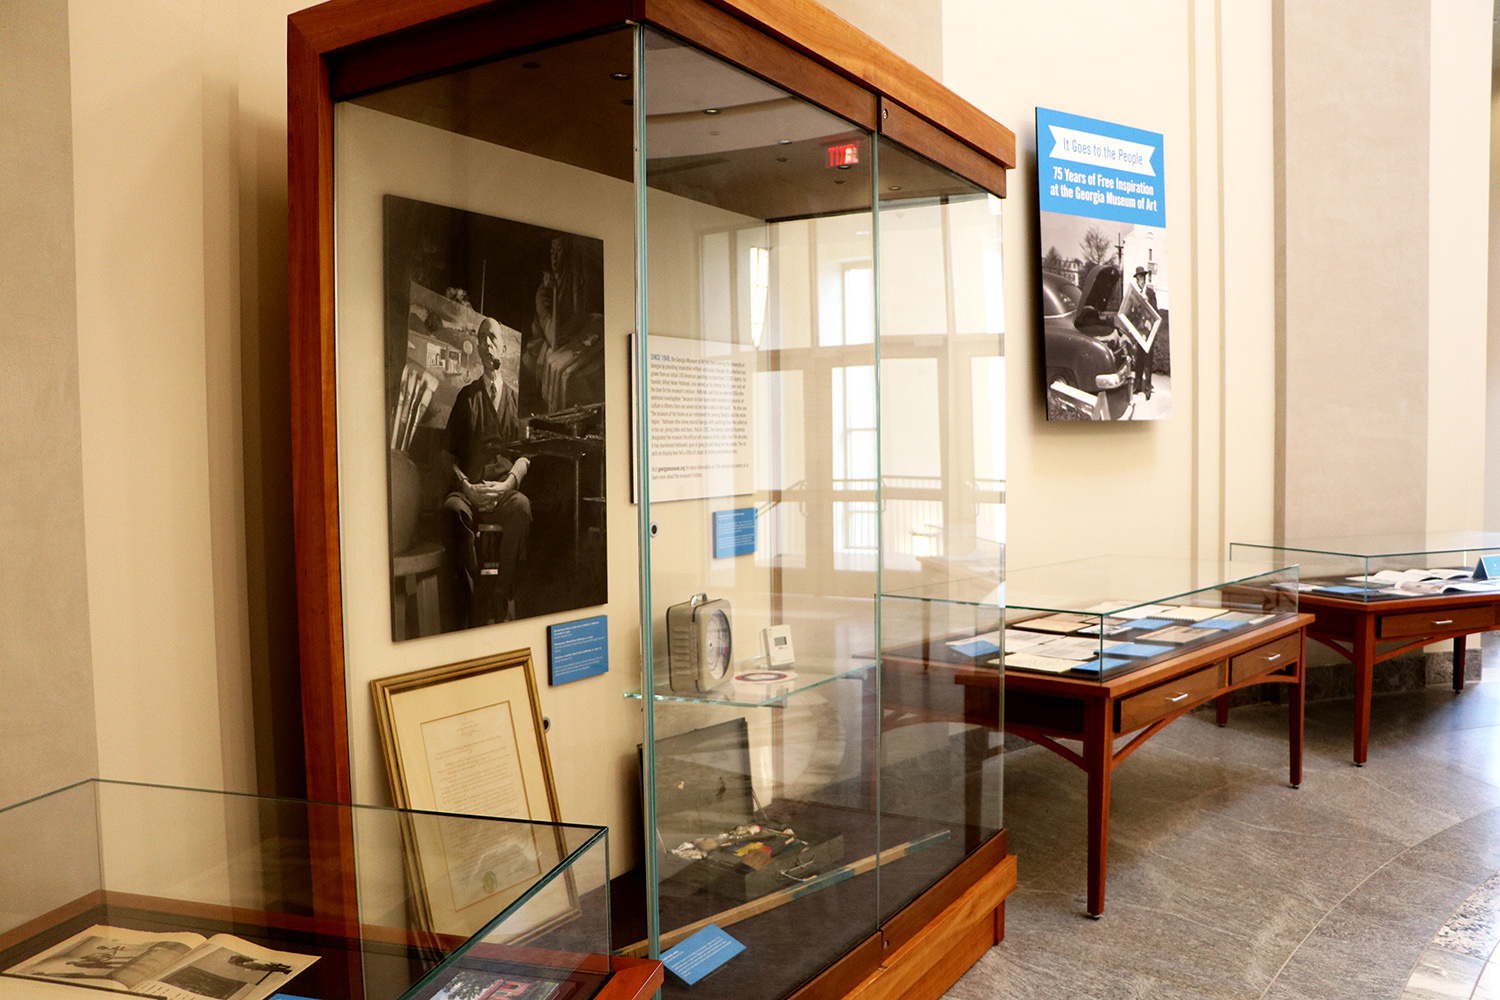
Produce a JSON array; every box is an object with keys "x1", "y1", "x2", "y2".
[
  {"x1": 883, "y1": 557, "x2": 1311, "y2": 916},
  {"x1": 0, "y1": 780, "x2": 660, "y2": 1000},
  {"x1": 1231, "y1": 532, "x2": 1500, "y2": 763}
]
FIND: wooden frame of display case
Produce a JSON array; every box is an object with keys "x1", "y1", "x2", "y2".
[{"x1": 288, "y1": 1, "x2": 1016, "y2": 996}]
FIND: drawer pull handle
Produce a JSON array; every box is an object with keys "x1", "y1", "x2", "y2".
[
  {"x1": 1434, "y1": 619, "x2": 1453, "y2": 625},
  {"x1": 1264, "y1": 653, "x2": 1282, "y2": 661},
  {"x1": 1167, "y1": 693, "x2": 1189, "y2": 703}
]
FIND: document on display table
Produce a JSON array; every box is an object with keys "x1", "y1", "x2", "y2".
[
  {"x1": 1348, "y1": 568, "x2": 1472, "y2": 586},
  {"x1": 1083, "y1": 602, "x2": 1178, "y2": 618},
  {"x1": 1156, "y1": 606, "x2": 1226, "y2": 622},
  {"x1": 1002, "y1": 652, "x2": 1079, "y2": 673},
  {"x1": 3, "y1": 924, "x2": 316, "y2": 1000},
  {"x1": 1008, "y1": 613, "x2": 1092, "y2": 634}
]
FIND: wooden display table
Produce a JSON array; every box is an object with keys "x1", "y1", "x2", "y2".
[
  {"x1": 1296, "y1": 590, "x2": 1499, "y2": 764},
  {"x1": 885, "y1": 614, "x2": 1312, "y2": 916}
]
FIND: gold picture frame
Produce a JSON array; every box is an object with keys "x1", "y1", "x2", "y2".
[{"x1": 371, "y1": 649, "x2": 577, "y2": 941}]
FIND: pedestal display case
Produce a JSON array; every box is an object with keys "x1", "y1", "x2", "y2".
[
  {"x1": 1231, "y1": 532, "x2": 1500, "y2": 763},
  {"x1": 879, "y1": 558, "x2": 1310, "y2": 915},
  {"x1": 287, "y1": 3, "x2": 1014, "y2": 1000},
  {"x1": 0, "y1": 781, "x2": 658, "y2": 1000}
]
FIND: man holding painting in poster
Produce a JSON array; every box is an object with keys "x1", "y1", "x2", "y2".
[{"x1": 1036, "y1": 107, "x2": 1169, "y2": 421}]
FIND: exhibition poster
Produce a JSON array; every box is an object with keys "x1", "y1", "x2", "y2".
[{"x1": 1035, "y1": 107, "x2": 1170, "y2": 421}]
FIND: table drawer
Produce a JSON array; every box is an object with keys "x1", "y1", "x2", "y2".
[
  {"x1": 1229, "y1": 634, "x2": 1299, "y2": 685},
  {"x1": 1378, "y1": 605, "x2": 1495, "y2": 639},
  {"x1": 1116, "y1": 665, "x2": 1219, "y2": 734}
]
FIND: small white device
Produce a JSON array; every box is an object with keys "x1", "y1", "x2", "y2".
[{"x1": 761, "y1": 624, "x2": 795, "y2": 666}]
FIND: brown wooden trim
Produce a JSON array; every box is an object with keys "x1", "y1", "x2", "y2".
[
  {"x1": 690, "y1": 0, "x2": 1015, "y2": 168},
  {"x1": 291, "y1": 0, "x2": 497, "y2": 55},
  {"x1": 879, "y1": 98, "x2": 1005, "y2": 197},
  {"x1": 881, "y1": 829, "x2": 1005, "y2": 953},
  {"x1": 841, "y1": 858, "x2": 1016, "y2": 1000},
  {"x1": 639, "y1": 0, "x2": 876, "y2": 130},
  {"x1": 602, "y1": 956, "x2": 665, "y2": 1000},
  {"x1": 288, "y1": 21, "x2": 353, "y2": 821},
  {"x1": 786, "y1": 932, "x2": 883, "y2": 1000},
  {"x1": 330, "y1": 0, "x2": 633, "y2": 100}
]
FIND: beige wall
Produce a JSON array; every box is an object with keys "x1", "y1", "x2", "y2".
[
  {"x1": 1280, "y1": 1, "x2": 1433, "y2": 539},
  {"x1": 0, "y1": 0, "x2": 99, "y2": 805},
  {"x1": 942, "y1": 0, "x2": 1277, "y2": 568},
  {"x1": 63, "y1": 0, "x2": 305, "y2": 797},
  {"x1": 1426, "y1": 0, "x2": 1490, "y2": 532}
]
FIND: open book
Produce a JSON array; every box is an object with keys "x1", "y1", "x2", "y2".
[{"x1": 3, "y1": 924, "x2": 317, "y2": 1000}]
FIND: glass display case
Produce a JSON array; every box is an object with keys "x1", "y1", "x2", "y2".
[
  {"x1": 0, "y1": 780, "x2": 622, "y2": 1000},
  {"x1": 1230, "y1": 532, "x2": 1500, "y2": 601},
  {"x1": 998, "y1": 556, "x2": 1300, "y2": 679},
  {"x1": 288, "y1": 2, "x2": 1014, "y2": 999}
]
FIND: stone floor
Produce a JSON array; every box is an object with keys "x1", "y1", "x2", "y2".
[{"x1": 949, "y1": 650, "x2": 1500, "y2": 1000}]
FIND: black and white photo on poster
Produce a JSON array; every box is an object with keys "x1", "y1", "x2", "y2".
[
  {"x1": 384, "y1": 195, "x2": 606, "y2": 640},
  {"x1": 1035, "y1": 107, "x2": 1170, "y2": 421}
]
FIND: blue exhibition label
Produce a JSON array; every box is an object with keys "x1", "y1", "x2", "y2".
[
  {"x1": 548, "y1": 615, "x2": 609, "y2": 685},
  {"x1": 712, "y1": 508, "x2": 758, "y2": 559},
  {"x1": 1036, "y1": 107, "x2": 1165, "y2": 228},
  {"x1": 662, "y1": 924, "x2": 746, "y2": 986},
  {"x1": 1476, "y1": 555, "x2": 1500, "y2": 580}
]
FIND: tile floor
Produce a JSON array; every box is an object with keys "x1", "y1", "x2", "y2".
[{"x1": 948, "y1": 653, "x2": 1500, "y2": 1000}]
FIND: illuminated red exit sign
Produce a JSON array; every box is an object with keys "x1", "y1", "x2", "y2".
[{"x1": 826, "y1": 141, "x2": 860, "y2": 168}]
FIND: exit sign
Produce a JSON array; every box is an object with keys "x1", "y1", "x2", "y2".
[{"x1": 826, "y1": 141, "x2": 860, "y2": 168}]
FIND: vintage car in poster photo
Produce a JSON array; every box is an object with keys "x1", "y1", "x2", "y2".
[{"x1": 1041, "y1": 265, "x2": 1134, "y2": 420}]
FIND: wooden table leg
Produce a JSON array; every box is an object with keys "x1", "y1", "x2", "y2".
[
  {"x1": 1352, "y1": 615, "x2": 1375, "y2": 766},
  {"x1": 1290, "y1": 636, "x2": 1305, "y2": 788},
  {"x1": 1083, "y1": 697, "x2": 1113, "y2": 917},
  {"x1": 1215, "y1": 693, "x2": 1230, "y2": 727},
  {"x1": 1454, "y1": 635, "x2": 1468, "y2": 692}
]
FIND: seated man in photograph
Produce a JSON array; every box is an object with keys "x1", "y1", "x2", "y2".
[{"x1": 445, "y1": 317, "x2": 531, "y2": 626}]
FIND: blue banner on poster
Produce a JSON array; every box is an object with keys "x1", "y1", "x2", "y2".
[
  {"x1": 662, "y1": 924, "x2": 745, "y2": 985},
  {"x1": 1036, "y1": 107, "x2": 1165, "y2": 228},
  {"x1": 713, "y1": 508, "x2": 757, "y2": 558},
  {"x1": 548, "y1": 615, "x2": 609, "y2": 685}
]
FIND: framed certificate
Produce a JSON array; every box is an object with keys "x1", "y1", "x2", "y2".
[{"x1": 371, "y1": 650, "x2": 575, "y2": 940}]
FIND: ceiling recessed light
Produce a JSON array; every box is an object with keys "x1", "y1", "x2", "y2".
[
  {"x1": 888, "y1": 185, "x2": 902, "y2": 191},
  {"x1": 611, "y1": 72, "x2": 631, "y2": 80},
  {"x1": 778, "y1": 139, "x2": 792, "y2": 145},
  {"x1": 703, "y1": 108, "x2": 722, "y2": 115}
]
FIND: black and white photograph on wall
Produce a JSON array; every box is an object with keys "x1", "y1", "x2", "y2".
[
  {"x1": 383, "y1": 195, "x2": 607, "y2": 641},
  {"x1": 1035, "y1": 107, "x2": 1170, "y2": 421}
]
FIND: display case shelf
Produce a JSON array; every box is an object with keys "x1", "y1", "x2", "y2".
[{"x1": 625, "y1": 656, "x2": 874, "y2": 706}]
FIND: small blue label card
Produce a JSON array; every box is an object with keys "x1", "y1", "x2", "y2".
[
  {"x1": 271, "y1": 995, "x2": 319, "y2": 1000},
  {"x1": 712, "y1": 508, "x2": 757, "y2": 559},
  {"x1": 548, "y1": 615, "x2": 609, "y2": 686},
  {"x1": 662, "y1": 924, "x2": 745, "y2": 986},
  {"x1": 1475, "y1": 555, "x2": 1500, "y2": 580}
]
